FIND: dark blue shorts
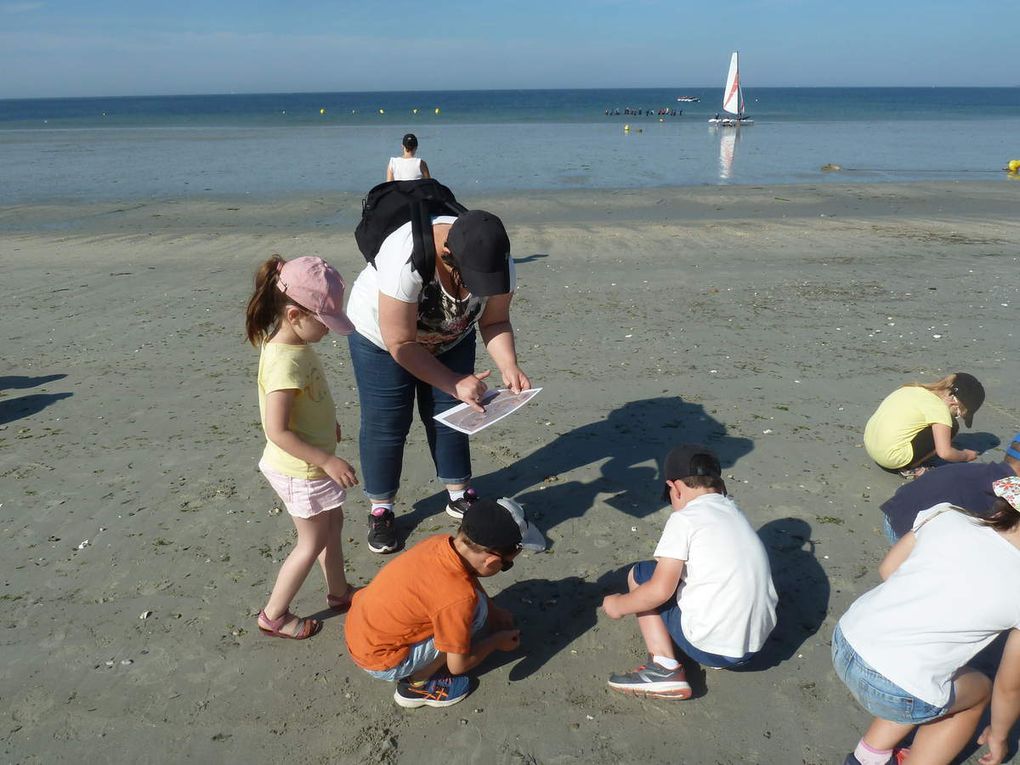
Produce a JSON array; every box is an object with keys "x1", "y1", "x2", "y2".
[{"x1": 632, "y1": 560, "x2": 753, "y2": 669}]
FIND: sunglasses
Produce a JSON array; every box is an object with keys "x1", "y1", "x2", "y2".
[{"x1": 487, "y1": 543, "x2": 523, "y2": 572}]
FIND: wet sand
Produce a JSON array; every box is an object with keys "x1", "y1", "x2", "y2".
[{"x1": 3, "y1": 181, "x2": 1020, "y2": 763}]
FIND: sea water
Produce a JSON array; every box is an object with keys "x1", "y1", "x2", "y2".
[{"x1": 1, "y1": 88, "x2": 1018, "y2": 204}]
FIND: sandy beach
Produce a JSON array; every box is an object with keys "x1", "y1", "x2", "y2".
[{"x1": 3, "y1": 181, "x2": 1020, "y2": 764}]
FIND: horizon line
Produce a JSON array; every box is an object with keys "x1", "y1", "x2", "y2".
[{"x1": 2, "y1": 84, "x2": 1018, "y2": 103}]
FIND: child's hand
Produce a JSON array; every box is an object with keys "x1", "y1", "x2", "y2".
[
  {"x1": 493, "y1": 629, "x2": 521, "y2": 651},
  {"x1": 324, "y1": 456, "x2": 358, "y2": 488},
  {"x1": 962, "y1": 449, "x2": 979, "y2": 462},
  {"x1": 601, "y1": 594, "x2": 625, "y2": 620},
  {"x1": 488, "y1": 606, "x2": 515, "y2": 631}
]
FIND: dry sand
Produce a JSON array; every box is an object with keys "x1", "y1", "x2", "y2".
[{"x1": 3, "y1": 181, "x2": 1020, "y2": 764}]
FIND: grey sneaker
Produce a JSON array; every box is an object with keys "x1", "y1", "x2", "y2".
[
  {"x1": 607, "y1": 656, "x2": 692, "y2": 699},
  {"x1": 367, "y1": 510, "x2": 398, "y2": 554},
  {"x1": 445, "y1": 488, "x2": 479, "y2": 520}
]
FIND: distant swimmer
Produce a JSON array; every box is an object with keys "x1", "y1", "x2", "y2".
[{"x1": 386, "y1": 133, "x2": 431, "y2": 181}]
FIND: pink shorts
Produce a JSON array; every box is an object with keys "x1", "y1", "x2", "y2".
[{"x1": 259, "y1": 460, "x2": 347, "y2": 519}]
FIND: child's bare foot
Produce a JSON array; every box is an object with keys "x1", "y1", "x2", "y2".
[{"x1": 257, "y1": 609, "x2": 321, "y2": 640}]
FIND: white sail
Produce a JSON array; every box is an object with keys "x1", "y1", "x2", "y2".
[{"x1": 721, "y1": 51, "x2": 743, "y2": 116}]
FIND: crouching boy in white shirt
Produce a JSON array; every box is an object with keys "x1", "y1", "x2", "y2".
[{"x1": 601, "y1": 444, "x2": 778, "y2": 698}]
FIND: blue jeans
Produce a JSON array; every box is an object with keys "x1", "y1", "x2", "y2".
[
  {"x1": 348, "y1": 330, "x2": 475, "y2": 501},
  {"x1": 365, "y1": 593, "x2": 489, "y2": 682},
  {"x1": 632, "y1": 560, "x2": 754, "y2": 669},
  {"x1": 832, "y1": 624, "x2": 951, "y2": 724}
]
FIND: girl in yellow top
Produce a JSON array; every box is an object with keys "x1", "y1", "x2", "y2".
[
  {"x1": 864, "y1": 373, "x2": 985, "y2": 478},
  {"x1": 245, "y1": 255, "x2": 359, "y2": 639}
]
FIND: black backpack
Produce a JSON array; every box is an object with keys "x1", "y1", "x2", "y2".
[{"x1": 355, "y1": 179, "x2": 468, "y2": 284}]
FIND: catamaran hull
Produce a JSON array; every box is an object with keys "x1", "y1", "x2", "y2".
[{"x1": 709, "y1": 118, "x2": 754, "y2": 127}]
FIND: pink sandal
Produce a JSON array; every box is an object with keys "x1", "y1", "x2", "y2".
[
  {"x1": 898, "y1": 466, "x2": 929, "y2": 480},
  {"x1": 326, "y1": 585, "x2": 361, "y2": 614},
  {"x1": 257, "y1": 609, "x2": 322, "y2": 640}
]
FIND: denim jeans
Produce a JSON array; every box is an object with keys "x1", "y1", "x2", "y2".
[
  {"x1": 832, "y1": 624, "x2": 951, "y2": 724},
  {"x1": 632, "y1": 560, "x2": 754, "y2": 669},
  {"x1": 348, "y1": 330, "x2": 475, "y2": 500},
  {"x1": 364, "y1": 593, "x2": 489, "y2": 682}
]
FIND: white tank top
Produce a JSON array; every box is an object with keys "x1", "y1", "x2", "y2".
[{"x1": 389, "y1": 156, "x2": 423, "y2": 181}]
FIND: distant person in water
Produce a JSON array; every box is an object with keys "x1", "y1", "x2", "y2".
[{"x1": 386, "y1": 133, "x2": 431, "y2": 182}]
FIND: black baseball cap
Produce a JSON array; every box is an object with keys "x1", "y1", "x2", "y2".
[
  {"x1": 445, "y1": 210, "x2": 512, "y2": 296},
  {"x1": 951, "y1": 372, "x2": 985, "y2": 428},
  {"x1": 461, "y1": 497, "x2": 522, "y2": 552},
  {"x1": 661, "y1": 444, "x2": 722, "y2": 502}
]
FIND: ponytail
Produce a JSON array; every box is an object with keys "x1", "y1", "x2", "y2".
[
  {"x1": 977, "y1": 498, "x2": 1020, "y2": 532},
  {"x1": 245, "y1": 255, "x2": 286, "y2": 345},
  {"x1": 904, "y1": 374, "x2": 955, "y2": 395}
]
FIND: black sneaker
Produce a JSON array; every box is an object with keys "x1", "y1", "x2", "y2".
[
  {"x1": 607, "y1": 656, "x2": 692, "y2": 699},
  {"x1": 446, "y1": 488, "x2": 478, "y2": 520},
  {"x1": 367, "y1": 510, "x2": 397, "y2": 554},
  {"x1": 393, "y1": 674, "x2": 470, "y2": 708}
]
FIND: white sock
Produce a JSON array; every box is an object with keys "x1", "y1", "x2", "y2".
[
  {"x1": 448, "y1": 489, "x2": 467, "y2": 502},
  {"x1": 370, "y1": 503, "x2": 393, "y2": 517},
  {"x1": 653, "y1": 655, "x2": 680, "y2": 670},
  {"x1": 854, "y1": 740, "x2": 893, "y2": 765}
]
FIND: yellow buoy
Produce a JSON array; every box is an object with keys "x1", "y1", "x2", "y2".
[
  {"x1": 434, "y1": 107, "x2": 440, "y2": 115},
  {"x1": 319, "y1": 107, "x2": 326, "y2": 115},
  {"x1": 412, "y1": 108, "x2": 418, "y2": 114},
  {"x1": 1008, "y1": 159, "x2": 1020, "y2": 173},
  {"x1": 379, "y1": 108, "x2": 384, "y2": 114},
  {"x1": 623, "y1": 124, "x2": 630, "y2": 132}
]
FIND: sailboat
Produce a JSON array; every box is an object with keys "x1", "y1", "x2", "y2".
[{"x1": 708, "y1": 52, "x2": 754, "y2": 127}]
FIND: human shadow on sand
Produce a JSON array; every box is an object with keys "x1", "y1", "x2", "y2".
[
  {"x1": 402, "y1": 395, "x2": 753, "y2": 546},
  {"x1": 477, "y1": 568, "x2": 628, "y2": 681},
  {"x1": 0, "y1": 392, "x2": 73, "y2": 426},
  {"x1": 0, "y1": 374, "x2": 66, "y2": 391},
  {"x1": 731, "y1": 518, "x2": 830, "y2": 672}
]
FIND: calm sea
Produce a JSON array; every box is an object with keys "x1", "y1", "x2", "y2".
[{"x1": 1, "y1": 88, "x2": 1019, "y2": 203}]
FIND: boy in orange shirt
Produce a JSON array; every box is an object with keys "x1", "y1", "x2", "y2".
[{"x1": 345, "y1": 497, "x2": 544, "y2": 708}]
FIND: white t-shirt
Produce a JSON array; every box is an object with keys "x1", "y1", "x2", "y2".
[
  {"x1": 839, "y1": 504, "x2": 1020, "y2": 706},
  {"x1": 346, "y1": 216, "x2": 517, "y2": 355},
  {"x1": 653, "y1": 493, "x2": 778, "y2": 658},
  {"x1": 388, "y1": 156, "x2": 423, "y2": 180}
]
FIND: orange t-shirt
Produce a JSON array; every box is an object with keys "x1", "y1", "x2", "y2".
[{"x1": 344, "y1": 535, "x2": 482, "y2": 671}]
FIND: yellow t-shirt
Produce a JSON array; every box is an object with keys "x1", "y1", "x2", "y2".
[
  {"x1": 863, "y1": 387, "x2": 953, "y2": 469},
  {"x1": 257, "y1": 342, "x2": 336, "y2": 478}
]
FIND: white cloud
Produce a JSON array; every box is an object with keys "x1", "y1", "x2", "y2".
[{"x1": 1, "y1": 2, "x2": 44, "y2": 12}]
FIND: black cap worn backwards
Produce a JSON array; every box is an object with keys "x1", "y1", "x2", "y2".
[
  {"x1": 461, "y1": 497, "x2": 522, "y2": 552},
  {"x1": 661, "y1": 444, "x2": 722, "y2": 502}
]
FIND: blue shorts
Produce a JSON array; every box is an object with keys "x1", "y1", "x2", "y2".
[
  {"x1": 632, "y1": 560, "x2": 753, "y2": 669},
  {"x1": 832, "y1": 624, "x2": 952, "y2": 724},
  {"x1": 364, "y1": 594, "x2": 489, "y2": 682}
]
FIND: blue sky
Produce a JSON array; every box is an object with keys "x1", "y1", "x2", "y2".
[{"x1": 1, "y1": 0, "x2": 1017, "y2": 98}]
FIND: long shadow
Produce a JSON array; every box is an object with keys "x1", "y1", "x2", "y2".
[
  {"x1": 477, "y1": 568, "x2": 626, "y2": 680},
  {"x1": 401, "y1": 396, "x2": 753, "y2": 545},
  {"x1": 0, "y1": 392, "x2": 73, "y2": 426},
  {"x1": 732, "y1": 518, "x2": 830, "y2": 672},
  {"x1": 512, "y1": 253, "x2": 549, "y2": 265},
  {"x1": 0, "y1": 374, "x2": 66, "y2": 392},
  {"x1": 954, "y1": 431, "x2": 1001, "y2": 454}
]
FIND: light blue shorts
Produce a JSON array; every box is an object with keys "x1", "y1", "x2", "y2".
[
  {"x1": 365, "y1": 594, "x2": 489, "y2": 682},
  {"x1": 832, "y1": 625, "x2": 952, "y2": 724}
]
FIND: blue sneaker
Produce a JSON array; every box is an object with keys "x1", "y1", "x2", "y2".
[{"x1": 393, "y1": 674, "x2": 470, "y2": 709}]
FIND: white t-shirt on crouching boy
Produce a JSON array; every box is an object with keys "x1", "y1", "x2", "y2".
[{"x1": 654, "y1": 492, "x2": 778, "y2": 658}]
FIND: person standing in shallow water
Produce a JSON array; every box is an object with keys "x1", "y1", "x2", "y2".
[{"x1": 386, "y1": 133, "x2": 431, "y2": 181}]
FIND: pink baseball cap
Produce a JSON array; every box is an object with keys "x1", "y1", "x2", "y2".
[{"x1": 276, "y1": 257, "x2": 355, "y2": 336}]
